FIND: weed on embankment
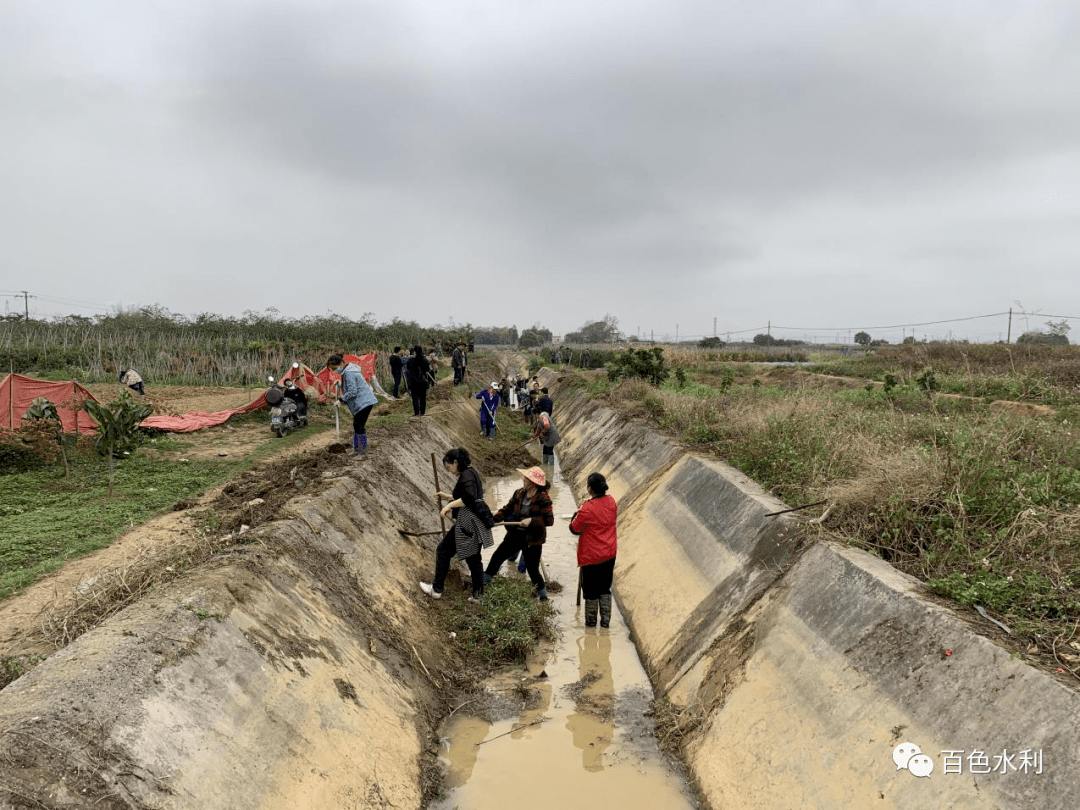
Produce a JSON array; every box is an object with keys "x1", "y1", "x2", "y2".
[
  {"x1": 569, "y1": 351, "x2": 1080, "y2": 678},
  {"x1": 439, "y1": 577, "x2": 556, "y2": 665}
]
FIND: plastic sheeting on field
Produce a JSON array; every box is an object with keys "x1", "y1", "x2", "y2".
[
  {"x1": 139, "y1": 353, "x2": 379, "y2": 433},
  {"x1": 139, "y1": 395, "x2": 266, "y2": 433},
  {"x1": 0, "y1": 374, "x2": 98, "y2": 434}
]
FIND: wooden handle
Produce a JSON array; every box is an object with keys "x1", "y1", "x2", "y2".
[{"x1": 431, "y1": 453, "x2": 446, "y2": 533}]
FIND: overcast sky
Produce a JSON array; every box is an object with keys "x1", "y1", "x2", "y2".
[{"x1": 2, "y1": 1, "x2": 1078, "y2": 343}]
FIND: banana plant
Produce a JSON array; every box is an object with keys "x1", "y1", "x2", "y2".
[{"x1": 82, "y1": 392, "x2": 154, "y2": 496}]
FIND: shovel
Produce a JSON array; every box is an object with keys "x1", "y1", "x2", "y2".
[{"x1": 334, "y1": 400, "x2": 340, "y2": 440}]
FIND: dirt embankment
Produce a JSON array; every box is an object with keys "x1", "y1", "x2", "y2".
[{"x1": 0, "y1": 366, "x2": 541, "y2": 809}]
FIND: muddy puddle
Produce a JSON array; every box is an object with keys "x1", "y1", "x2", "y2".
[{"x1": 431, "y1": 466, "x2": 699, "y2": 809}]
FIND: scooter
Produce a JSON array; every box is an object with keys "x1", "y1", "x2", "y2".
[{"x1": 265, "y1": 377, "x2": 308, "y2": 438}]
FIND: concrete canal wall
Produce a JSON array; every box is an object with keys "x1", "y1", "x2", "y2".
[{"x1": 546, "y1": 372, "x2": 1080, "y2": 810}]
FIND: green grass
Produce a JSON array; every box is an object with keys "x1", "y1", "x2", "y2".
[
  {"x1": 0, "y1": 452, "x2": 233, "y2": 598},
  {"x1": 0, "y1": 421, "x2": 331, "y2": 600},
  {"x1": 440, "y1": 577, "x2": 556, "y2": 664}
]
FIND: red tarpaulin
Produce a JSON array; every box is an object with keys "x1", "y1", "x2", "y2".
[
  {"x1": 314, "y1": 353, "x2": 377, "y2": 398},
  {"x1": 280, "y1": 362, "x2": 326, "y2": 403},
  {"x1": 139, "y1": 395, "x2": 266, "y2": 433},
  {"x1": 0, "y1": 374, "x2": 98, "y2": 434}
]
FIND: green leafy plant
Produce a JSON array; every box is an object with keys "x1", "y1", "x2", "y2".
[
  {"x1": 607, "y1": 347, "x2": 670, "y2": 387},
  {"x1": 82, "y1": 392, "x2": 155, "y2": 495},
  {"x1": 22, "y1": 396, "x2": 70, "y2": 477}
]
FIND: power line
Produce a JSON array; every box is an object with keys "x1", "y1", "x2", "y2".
[{"x1": 772, "y1": 312, "x2": 1010, "y2": 332}]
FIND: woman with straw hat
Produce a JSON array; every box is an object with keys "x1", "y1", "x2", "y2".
[{"x1": 483, "y1": 466, "x2": 554, "y2": 600}]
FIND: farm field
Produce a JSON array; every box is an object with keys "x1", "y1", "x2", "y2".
[
  {"x1": 0, "y1": 353, "x2": 519, "y2": 684},
  {"x1": 561, "y1": 342, "x2": 1080, "y2": 681}
]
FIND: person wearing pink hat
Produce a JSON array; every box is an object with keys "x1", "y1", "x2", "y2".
[{"x1": 483, "y1": 466, "x2": 554, "y2": 600}]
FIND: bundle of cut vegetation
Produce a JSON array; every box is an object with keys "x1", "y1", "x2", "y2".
[{"x1": 573, "y1": 361, "x2": 1080, "y2": 679}]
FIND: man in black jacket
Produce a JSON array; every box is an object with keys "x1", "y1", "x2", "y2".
[{"x1": 389, "y1": 346, "x2": 406, "y2": 398}]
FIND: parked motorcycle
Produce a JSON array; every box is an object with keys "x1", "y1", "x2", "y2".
[{"x1": 265, "y1": 376, "x2": 308, "y2": 438}]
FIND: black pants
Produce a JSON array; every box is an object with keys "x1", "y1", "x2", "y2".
[
  {"x1": 352, "y1": 405, "x2": 373, "y2": 435},
  {"x1": 580, "y1": 557, "x2": 616, "y2": 599},
  {"x1": 410, "y1": 384, "x2": 428, "y2": 415},
  {"x1": 391, "y1": 369, "x2": 403, "y2": 397},
  {"x1": 128, "y1": 383, "x2": 145, "y2": 395},
  {"x1": 485, "y1": 532, "x2": 544, "y2": 589},
  {"x1": 433, "y1": 528, "x2": 484, "y2": 597},
  {"x1": 453, "y1": 366, "x2": 464, "y2": 385}
]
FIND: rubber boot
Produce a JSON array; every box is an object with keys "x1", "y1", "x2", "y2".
[
  {"x1": 352, "y1": 433, "x2": 360, "y2": 455},
  {"x1": 599, "y1": 594, "x2": 612, "y2": 628},
  {"x1": 584, "y1": 599, "x2": 598, "y2": 627},
  {"x1": 358, "y1": 434, "x2": 368, "y2": 457},
  {"x1": 536, "y1": 586, "x2": 548, "y2": 602}
]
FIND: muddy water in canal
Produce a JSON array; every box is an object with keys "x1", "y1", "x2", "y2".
[{"x1": 431, "y1": 466, "x2": 699, "y2": 810}]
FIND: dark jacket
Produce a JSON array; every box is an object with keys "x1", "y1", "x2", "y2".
[
  {"x1": 451, "y1": 467, "x2": 483, "y2": 520},
  {"x1": 406, "y1": 356, "x2": 432, "y2": 388},
  {"x1": 389, "y1": 354, "x2": 404, "y2": 375},
  {"x1": 537, "y1": 395, "x2": 553, "y2": 414},
  {"x1": 493, "y1": 487, "x2": 554, "y2": 546}
]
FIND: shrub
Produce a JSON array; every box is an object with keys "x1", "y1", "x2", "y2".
[{"x1": 607, "y1": 347, "x2": 670, "y2": 387}]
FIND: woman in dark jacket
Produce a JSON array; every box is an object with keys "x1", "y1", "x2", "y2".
[
  {"x1": 483, "y1": 466, "x2": 554, "y2": 600},
  {"x1": 569, "y1": 472, "x2": 618, "y2": 627},
  {"x1": 421, "y1": 448, "x2": 492, "y2": 601},
  {"x1": 406, "y1": 344, "x2": 433, "y2": 416}
]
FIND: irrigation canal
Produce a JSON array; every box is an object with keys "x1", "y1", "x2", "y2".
[{"x1": 430, "y1": 466, "x2": 698, "y2": 810}]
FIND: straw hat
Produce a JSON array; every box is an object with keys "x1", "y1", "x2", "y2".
[{"x1": 516, "y1": 466, "x2": 547, "y2": 487}]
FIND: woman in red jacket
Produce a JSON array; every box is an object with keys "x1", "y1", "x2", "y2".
[{"x1": 569, "y1": 472, "x2": 618, "y2": 628}]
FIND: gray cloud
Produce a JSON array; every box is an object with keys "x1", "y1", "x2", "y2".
[{"x1": 1, "y1": 1, "x2": 1078, "y2": 341}]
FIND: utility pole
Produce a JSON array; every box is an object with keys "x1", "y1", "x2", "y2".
[
  {"x1": 676, "y1": 324, "x2": 679, "y2": 345},
  {"x1": 767, "y1": 320, "x2": 771, "y2": 337},
  {"x1": 1006, "y1": 308, "x2": 1012, "y2": 344},
  {"x1": 713, "y1": 317, "x2": 717, "y2": 337},
  {"x1": 18, "y1": 291, "x2": 35, "y2": 321}
]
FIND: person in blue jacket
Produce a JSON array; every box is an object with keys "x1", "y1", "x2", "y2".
[
  {"x1": 327, "y1": 354, "x2": 378, "y2": 457},
  {"x1": 476, "y1": 382, "x2": 500, "y2": 441}
]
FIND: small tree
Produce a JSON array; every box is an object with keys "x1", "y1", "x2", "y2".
[
  {"x1": 607, "y1": 347, "x2": 669, "y2": 387},
  {"x1": 698, "y1": 336, "x2": 725, "y2": 349},
  {"x1": 83, "y1": 392, "x2": 154, "y2": 496},
  {"x1": 854, "y1": 331, "x2": 871, "y2": 346},
  {"x1": 752, "y1": 333, "x2": 777, "y2": 346}
]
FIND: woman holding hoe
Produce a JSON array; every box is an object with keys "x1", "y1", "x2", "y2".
[
  {"x1": 483, "y1": 466, "x2": 554, "y2": 600},
  {"x1": 421, "y1": 448, "x2": 491, "y2": 602},
  {"x1": 569, "y1": 472, "x2": 618, "y2": 628}
]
